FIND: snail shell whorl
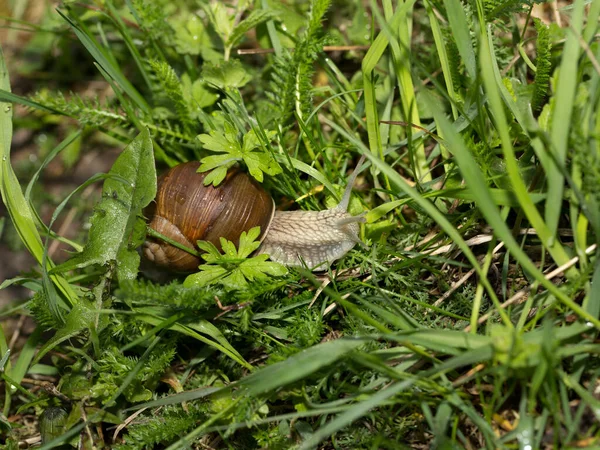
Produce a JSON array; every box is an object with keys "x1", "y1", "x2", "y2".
[{"x1": 143, "y1": 161, "x2": 275, "y2": 272}]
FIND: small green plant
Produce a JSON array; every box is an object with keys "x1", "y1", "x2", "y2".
[
  {"x1": 197, "y1": 123, "x2": 281, "y2": 185},
  {"x1": 184, "y1": 227, "x2": 288, "y2": 289}
]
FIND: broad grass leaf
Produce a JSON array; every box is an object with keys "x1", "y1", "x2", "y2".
[
  {"x1": 53, "y1": 129, "x2": 156, "y2": 283},
  {"x1": 238, "y1": 338, "x2": 364, "y2": 396}
]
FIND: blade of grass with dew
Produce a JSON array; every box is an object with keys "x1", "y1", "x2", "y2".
[
  {"x1": 428, "y1": 92, "x2": 600, "y2": 328},
  {"x1": 0, "y1": 44, "x2": 78, "y2": 309},
  {"x1": 544, "y1": 0, "x2": 585, "y2": 236},
  {"x1": 324, "y1": 116, "x2": 512, "y2": 327}
]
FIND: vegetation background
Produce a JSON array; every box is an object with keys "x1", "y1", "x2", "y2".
[{"x1": 1, "y1": 0, "x2": 599, "y2": 448}]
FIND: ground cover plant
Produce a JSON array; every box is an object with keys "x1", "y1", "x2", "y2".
[{"x1": 1, "y1": 0, "x2": 599, "y2": 448}]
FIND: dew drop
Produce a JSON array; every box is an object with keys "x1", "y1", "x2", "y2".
[
  {"x1": 2, "y1": 156, "x2": 6, "y2": 162},
  {"x1": 4, "y1": 105, "x2": 11, "y2": 113},
  {"x1": 193, "y1": 35, "x2": 198, "y2": 40}
]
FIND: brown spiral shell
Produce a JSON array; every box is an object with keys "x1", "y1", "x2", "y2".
[{"x1": 143, "y1": 161, "x2": 275, "y2": 272}]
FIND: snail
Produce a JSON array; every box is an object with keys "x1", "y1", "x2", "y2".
[{"x1": 143, "y1": 157, "x2": 366, "y2": 272}]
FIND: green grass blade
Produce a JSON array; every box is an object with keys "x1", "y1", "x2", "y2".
[
  {"x1": 429, "y1": 93, "x2": 600, "y2": 328},
  {"x1": 57, "y1": 9, "x2": 150, "y2": 114},
  {"x1": 238, "y1": 338, "x2": 364, "y2": 396},
  {"x1": 0, "y1": 44, "x2": 78, "y2": 308},
  {"x1": 324, "y1": 116, "x2": 511, "y2": 327},
  {"x1": 443, "y1": 0, "x2": 476, "y2": 80},
  {"x1": 544, "y1": 0, "x2": 585, "y2": 236},
  {"x1": 481, "y1": 27, "x2": 573, "y2": 273},
  {"x1": 425, "y1": 0, "x2": 458, "y2": 119}
]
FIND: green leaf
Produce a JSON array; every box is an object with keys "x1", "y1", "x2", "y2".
[
  {"x1": 227, "y1": 9, "x2": 278, "y2": 48},
  {"x1": 238, "y1": 338, "x2": 364, "y2": 396},
  {"x1": 207, "y1": 2, "x2": 235, "y2": 44},
  {"x1": 198, "y1": 127, "x2": 280, "y2": 185},
  {"x1": 181, "y1": 73, "x2": 219, "y2": 114},
  {"x1": 170, "y1": 14, "x2": 210, "y2": 56},
  {"x1": 202, "y1": 60, "x2": 252, "y2": 89},
  {"x1": 0, "y1": 44, "x2": 78, "y2": 309},
  {"x1": 184, "y1": 226, "x2": 287, "y2": 289},
  {"x1": 53, "y1": 129, "x2": 156, "y2": 283}
]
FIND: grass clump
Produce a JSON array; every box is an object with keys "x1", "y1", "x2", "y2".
[{"x1": 1, "y1": 0, "x2": 600, "y2": 449}]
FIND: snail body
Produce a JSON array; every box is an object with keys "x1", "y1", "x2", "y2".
[{"x1": 143, "y1": 158, "x2": 365, "y2": 272}]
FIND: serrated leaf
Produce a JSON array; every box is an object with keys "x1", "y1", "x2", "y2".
[
  {"x1": 204, "y1": 166, "x2": 229, "y2": 186},
  {"x1": 184, "y1": 265, "x2": 228, "y2": 288},
  {"x1": 184, "y1": 226, "x2": 287, "y2": 290},
  {"x1": 209, "y1": 2, "x2": 235, "y2": 43},
  {"x1": 220, "y1": 238, "x2": 238, "y2": 258},
  {"x1": 53, "y1": 129, "x2": 156, "y2": 283},
  {"x1": 198, "y1": 126, "x2": 281, "y2": 184},
  {"x1": 237, "y1": 227, "x2": 262, "y2": 258},
  {"x1": 197, "y1": 131, "x2": 239, "y2": 154},
  {"x1": 244, "y1": 258, "x2": 289, "y2": 277},
  {"x1": 181, "y1": 74, "x2": 219, "y2": 114},
  {"x1": 196, "y1": 240, "x2": 222, "y2": 260}
]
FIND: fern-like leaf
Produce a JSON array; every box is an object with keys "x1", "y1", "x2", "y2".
[
  {"x1": 117, "y1": 279, "x2": 216, "y2": 310},
  {"x1": 267, "y1": 0, "x2": 333, "y2": 130},
  {"x1": 532, "y1": 18, "x2": 552, "y2": 113},
  {"x1": 147, "y1": 60, "x2": 196, "y2": 134},
  {"x1": 28, "y1": 291, "x2": 63, "y2": 331},
  {"x1": 113, "y1": 403, "x2": 207, "y2": 449}
]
